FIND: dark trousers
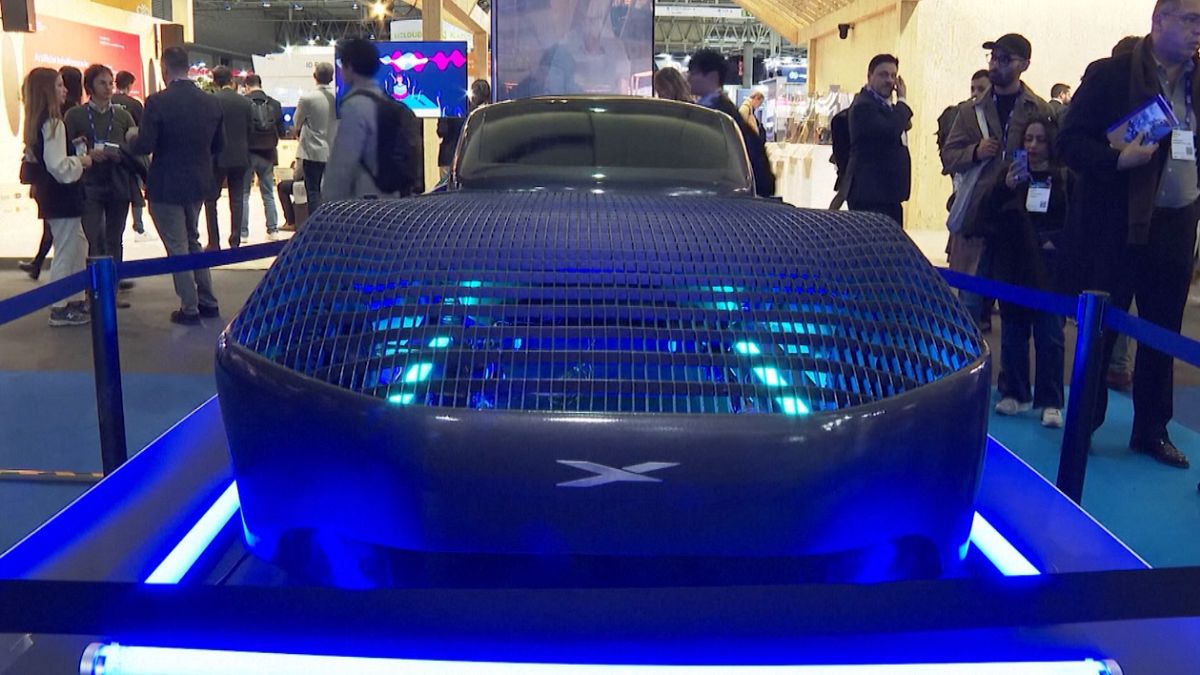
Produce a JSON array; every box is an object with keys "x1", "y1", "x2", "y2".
[
  {"x1": 999, "y1": 303, "x2": 1065, "y2": 409},
  {"x1": 81, "y1": 194, "x2": 132, "y2": 264},
  {"x1": 847, "y1": 199, "x2": 903, "y2": 227},
  {"x1": 204, "y1": 165, "x2": 248, "y2": 249},
  {"x1": 277, "y1": 179, "x2": 296, "y2": 226},
  {"x1": 30, "y1": 221, "x2": 53, "y2": 270},
  {"x1": 303, "y1": 160, "x2": 326, "y2": 213},
  {"x1": 1091, "y1": 202, "x2": 1199, "y2": 444}
]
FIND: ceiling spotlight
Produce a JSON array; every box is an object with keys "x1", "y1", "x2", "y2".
[
  {"x1": 370, "y1": 1, "x2": 387, "y2": 19},
  {"x1": 308, "y1": 38, "x2": 315, "y2": 45},
  {"x1": 261, "y1": 1, "x2": 271, "y2": 6}
]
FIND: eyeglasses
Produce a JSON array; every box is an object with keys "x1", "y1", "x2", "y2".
[
  {"x1": 987, "y1": 53, "x2": 1025, "y2": 66},
  {"x1": 1167, "y1": 12, "x2": 1200, "y2": 29}
]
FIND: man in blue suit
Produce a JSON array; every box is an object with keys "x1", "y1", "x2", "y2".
[{"x1": 128, "y1": 47, "x2": 224, "y2": 325}]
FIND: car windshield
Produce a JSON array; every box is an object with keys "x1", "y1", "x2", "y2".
[{"x1": 455, "y1": 97, "x2": 754, "y2": 195}]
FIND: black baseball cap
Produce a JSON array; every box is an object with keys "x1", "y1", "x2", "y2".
[{"x1": 983, "y1": 34, "x2": 1032, "y2": 60}]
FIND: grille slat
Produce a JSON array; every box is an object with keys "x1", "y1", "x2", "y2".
[{"x1": 230, "y1": 193, "x2": 982, "y2": 415}]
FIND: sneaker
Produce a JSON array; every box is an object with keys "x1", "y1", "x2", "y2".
[
  {"x1": 170, "y1": 310, "x2": 201, "y2": 326},
  {"x1": 1041, "y1": 408, "x2": 1064, "y2": 428},
  {"x1": 48, "y1": 306, "x2": 90, "y2": 327},
  {"x1": 134, "y1": 230, "x2": 157, "y2": 243},
  {"x1": 67, "y1": 300, "x2": 91, "y2": 315},
  {"x1": 266, "y1": 231, "x2": 283, "y2": 241},
  {"x1": 18, "y1": 261, "x2": 40, "y2": 281},
  {"x1": 994, "y1": 397, "x2": 1032, "y2": 416}
]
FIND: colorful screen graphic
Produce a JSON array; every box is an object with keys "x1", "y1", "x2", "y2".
[
  {"x1": 23, "y1": 15, "x2": 144, "y2": 99},
  {"x1": 336, "y1": 41, "x2": 469, "y2": 119},
  {"x1": 493, "y1": 0, "x2": 653, "y2": 101}
]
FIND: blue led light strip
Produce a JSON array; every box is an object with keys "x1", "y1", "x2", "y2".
[
  {"x1": 82, "y1": 645, "x2": 1114, "y2": 675},
  {"x1": 969, "y1": 512, "x2": 1040, "y2": 577},
  {"x1": 144, "y1": 482, "x2": 240, "y2": 585}
]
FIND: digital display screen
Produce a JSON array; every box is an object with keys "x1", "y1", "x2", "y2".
[{"x1": 336, "y1": 41, "x2": 469, "y2": 118}]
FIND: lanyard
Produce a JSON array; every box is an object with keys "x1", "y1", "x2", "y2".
[
  {"x1": 993, "y1": 92, "x2": 1016, "y2": 155},
  {"x1": 87, "y1": 104, "x2": 114, "y2": 147}
]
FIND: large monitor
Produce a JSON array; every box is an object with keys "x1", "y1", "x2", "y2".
[{"x1": 336, "y1": 40, "x2": 469, "y2": 118}]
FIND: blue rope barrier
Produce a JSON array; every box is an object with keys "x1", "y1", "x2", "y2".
[
  {"x1": 937, "y1": 268, "x2": 1077, "y2": 318},
  {"x1": 117, "y1": 241, "x2": 286, "y2": 280},
  {"x1": 0, "y1": 271, "x2": 89, "y2": 327},
  {"x1": 1104, "y1": 306, "x2": 1200, "y2": 370}
]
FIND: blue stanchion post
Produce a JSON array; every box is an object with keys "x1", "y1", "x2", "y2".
[
  {"x1": 1056, "y1": 290, "x2": 1110, "y2": 504},
  {"x1": 87, "y1": 257, "x2": 128, "y2": 475}
]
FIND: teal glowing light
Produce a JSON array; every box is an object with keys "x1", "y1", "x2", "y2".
[
  {"x1": 403, "y1": 363, "x2": 435, "y2": 384},
  {"x1": 460, "y1": 280, "x2": 484, "y2": 288},
  {"x1": 734, "y1": 341, "x2": 761, "y2": 356},
  {"x1": 710, "y1": 285, "x2": 736, "y2": 293},
  {"x1": 144, "y1": 483, "x2": 240, "y2": 584},
  {"x1": 753, "y1": 367, "x2": 787, "y2": 387},
  {"x1": 776, "y1": 396, "x2": 810, "y2": 415},
  {"x1": 388, "y1": 393, "x2": 416, "y2": 405},
  {"x1": 374, "y1": 316, "x2": 423, "y2": 331},
  {"x1": 428, "y1": 336, "x2": 452, "y2": 348}
]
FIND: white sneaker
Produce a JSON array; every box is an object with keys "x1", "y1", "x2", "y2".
[
  {"x1": 134, "y1": 231, "x2": 157, "y2": 242},
  {"x1": 1041, "y1": 408, "x2": 1064, "y2": 428},
  {"x1": 266, "y1": 231, "x2": 282, "y2": 241},
  {"x1": 994, "y1": 397, "x2": 1032, "y2": 416}
]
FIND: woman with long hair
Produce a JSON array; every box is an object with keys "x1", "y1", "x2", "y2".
[
  {"x1": 983, "y1": 117, "x2": 1068, "y2": 428},
  {"x1": 653, "y1": 67, "x2": 692, "y2": 103},
  {"x1": 21, "y1": 67, "x2": 94, "y2": 326},
  {"x1": 18, "y1": 65, "x2": 85, "y2": 280}
]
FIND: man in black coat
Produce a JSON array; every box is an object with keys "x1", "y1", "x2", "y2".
[
  {"x1": 687, "y1": 49, "x2": 776, "y2": 198},
  {"x1": 204, "y1": 65, "x2": 252, "y2": 249},
  {"x1": 1058, "y1": 0, "x2": 1200, "y2": 468},
  {"x1": 841, "y1": 54, "x2": 912, "y2": 225},
  {"x1": 128, "y1": 47, "x2": 224, "y2": 325}
]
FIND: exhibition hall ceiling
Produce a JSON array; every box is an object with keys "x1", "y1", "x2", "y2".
[{"x1": 736, "y1": 0, "x2": 861, "y2": 42}]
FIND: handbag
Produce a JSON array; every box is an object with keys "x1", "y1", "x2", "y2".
[
  {"x1": 946, "y1": 106, "x2": 991, "y2": 234},
  {"x1": 18, "y1": 159, "x2": 46, "y2": 186}
]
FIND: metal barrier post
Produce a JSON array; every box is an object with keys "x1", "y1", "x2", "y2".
[
  {"x1": 87, "y1": 257, "x2": 128, "y2": 475},
  {"x1": 1056, "y1": 290, "x2": 1110, "y2": 504}
]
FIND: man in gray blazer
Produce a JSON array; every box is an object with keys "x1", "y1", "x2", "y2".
[
  {"x1": 204, "y1": 65, "x2": 252, "y2": 249},
  {"x1": 128, "y1": 47, "x2": 224, "y2": 325}
]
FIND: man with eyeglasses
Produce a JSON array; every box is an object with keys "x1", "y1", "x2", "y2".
[
  {"x1": 1058, "y1": 0, "x2": 1200, "y2": 469},
  {"x1": 941, "y1": 34, "x2": 1054, "y2": 331}
]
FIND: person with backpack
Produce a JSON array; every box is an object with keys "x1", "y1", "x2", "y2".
[
  {"x1": 324, "y1": 39, "x2": 421, "y2": 202},
  {"x1": 243, "y1": 73, "x2": 286, "y2": 240}
]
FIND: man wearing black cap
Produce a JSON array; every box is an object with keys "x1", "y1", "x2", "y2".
[
  {"x1": 1058, "y1": 0, "x2": 1200, "y2": 469},
  {"x1": 941, "y1": 34, "x2": 1054, "y2": 329}
]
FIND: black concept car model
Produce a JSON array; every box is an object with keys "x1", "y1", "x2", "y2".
[{"x1": 215, "y1": 97, "x2": 990, "y2": 586}]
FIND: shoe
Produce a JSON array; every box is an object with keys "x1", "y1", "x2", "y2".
[
  {"x1": 118, "y1": 280, "x2": 135, "y2": 291},
  {"x1": 240, "y1": 230, "x2": 250, "y2": 240},
  {"x1": 134, "y1": 231, "x2": 157, "y2": 243},
  {"x1": 198, "y1": 304, "x2": 220, "y2": 318},
  {"x1": 67, "y1": 300, "x2": 91, "y2": 315},
  {"x1": 266, "y1": 231, "x2": 282, "y2": 241},
  {"x1": 1041, "y1": 408, "x2": 1064, "y2": 429},
  {"x1": 994, "y1": 397, "x2": 1032, "y2": 416},
  {"x1": 280, "y1": 223, "x2": 296, "y2": 232},
  {"x1": 116, "y1": 298, "x2": 131, "y2": 309},
  {"x1": 1106, "y1": 369, "x2": 1133, "y2": 392},
  {"x1": 18, "y1": 261, "x2": 40, "y2": 281},
  {"x1": 1131, "y1": 438, "x2": 1189, "y2": 469},
  {"x1": 48, "y1": 306, "x2": 90, "y2": 327},
  {"x1": 204, "y1": 244, "x2": 220, "y2": 253},
  {"x1": 170, "y1": 310, "x2": 202, "y2": 326}
]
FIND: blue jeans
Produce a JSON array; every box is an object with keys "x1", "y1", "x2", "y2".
[
  {"x1": 242, "y1": 153, "x2": 279, "y2": 236},
  {"x1": 999, "y1": 303, "x2": 1065, "y2": 409}
]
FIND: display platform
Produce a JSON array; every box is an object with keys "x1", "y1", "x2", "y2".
[{"x1": 4, "y1": 396, "x2": 1199, "y2": 674}]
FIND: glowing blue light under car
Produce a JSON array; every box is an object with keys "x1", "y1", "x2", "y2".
[
  {"x1": 968, "y1": 512, "x2": 1040, "y2": 576},
  {"x1": 144, "y1": 483, "x2": 240, "y2": 585},
  {"x1": 80, "y1": 645, "x2": 1116, "y2": 675}
]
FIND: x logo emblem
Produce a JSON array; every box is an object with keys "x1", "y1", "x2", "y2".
[{"x1": 556, "y1": 461, "x2": 680, "y2": 488}]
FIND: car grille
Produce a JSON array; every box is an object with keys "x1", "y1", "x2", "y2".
[{"x1": 227, "y1": 193, "x2": 982, "y2": 415}]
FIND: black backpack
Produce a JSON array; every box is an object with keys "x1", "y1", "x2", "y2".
[
  {"x1": 348, "y1": 89, "x2": 422, "y2": 196},
  {"x1": 250, "y1": 96, "x2": 278, "y2": 134}
]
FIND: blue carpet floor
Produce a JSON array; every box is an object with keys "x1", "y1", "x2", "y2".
[
  {"x1": 0, "y1": 371, "x2": 216, "y2": 552},
  {"x1": 2, "y1": 371, "x2": 1198, "y2": 570}
]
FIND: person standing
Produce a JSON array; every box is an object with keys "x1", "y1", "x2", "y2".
[
  {"x1": 204, "y1": 66, "x2": 252, "y2": 249},
  {"x1": 128, "y1": 47, "x2": 224, "y2": 326},
  {"x1": 686, "y1": 48, "x2": 776, "y2": 198},
  {"x1": 64, "y1": 64, "x2": 137, "y2": 307},
  {"x1": 112, "y1": 69, "x2": 151, "y2": 242},
  {"x1": 1057, "y1": 0, "x2": 1200, "y2": 468},
  {"x1": 653, "y1": 67, "x2": 692, "y2": 102},
  {"x1": 293, "y1": 62, "x2": 337, "y2": 212},
  {"x1": 841, "y1": 54, "x2": 913, "y2": 225},
  {"x1": 941, "y1": 33, "x2": 1053, "y2": 329},
  {"x1": 1049, "y1": 83, "x2": 1073, "y2": 125},
  {"x1": 437, "y1": 79, "x2": 491, "y2": 179},
  {"x1": 242, "y1": 73, "x2": 285, "y2": 241},
  {"x1": 739, "y1": 90, "x2": 766, "y2": 137},
  {"x1": 22, "y1": 67, "x2": 95, "y2": 326},
  {"x1": 983, "y1": 118, "x2": 1068, "y2": 428}
]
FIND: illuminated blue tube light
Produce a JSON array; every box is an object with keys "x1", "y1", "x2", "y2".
[
  {"x1": 968, "y1": 512, "x2": 1040, "y2": 577},
  {"x1": 81, "y1": 645, "x2": 1116, "y2": 675},
  {"x1": 144, "y1": 482, "x2": 240, "y2": 585}
]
